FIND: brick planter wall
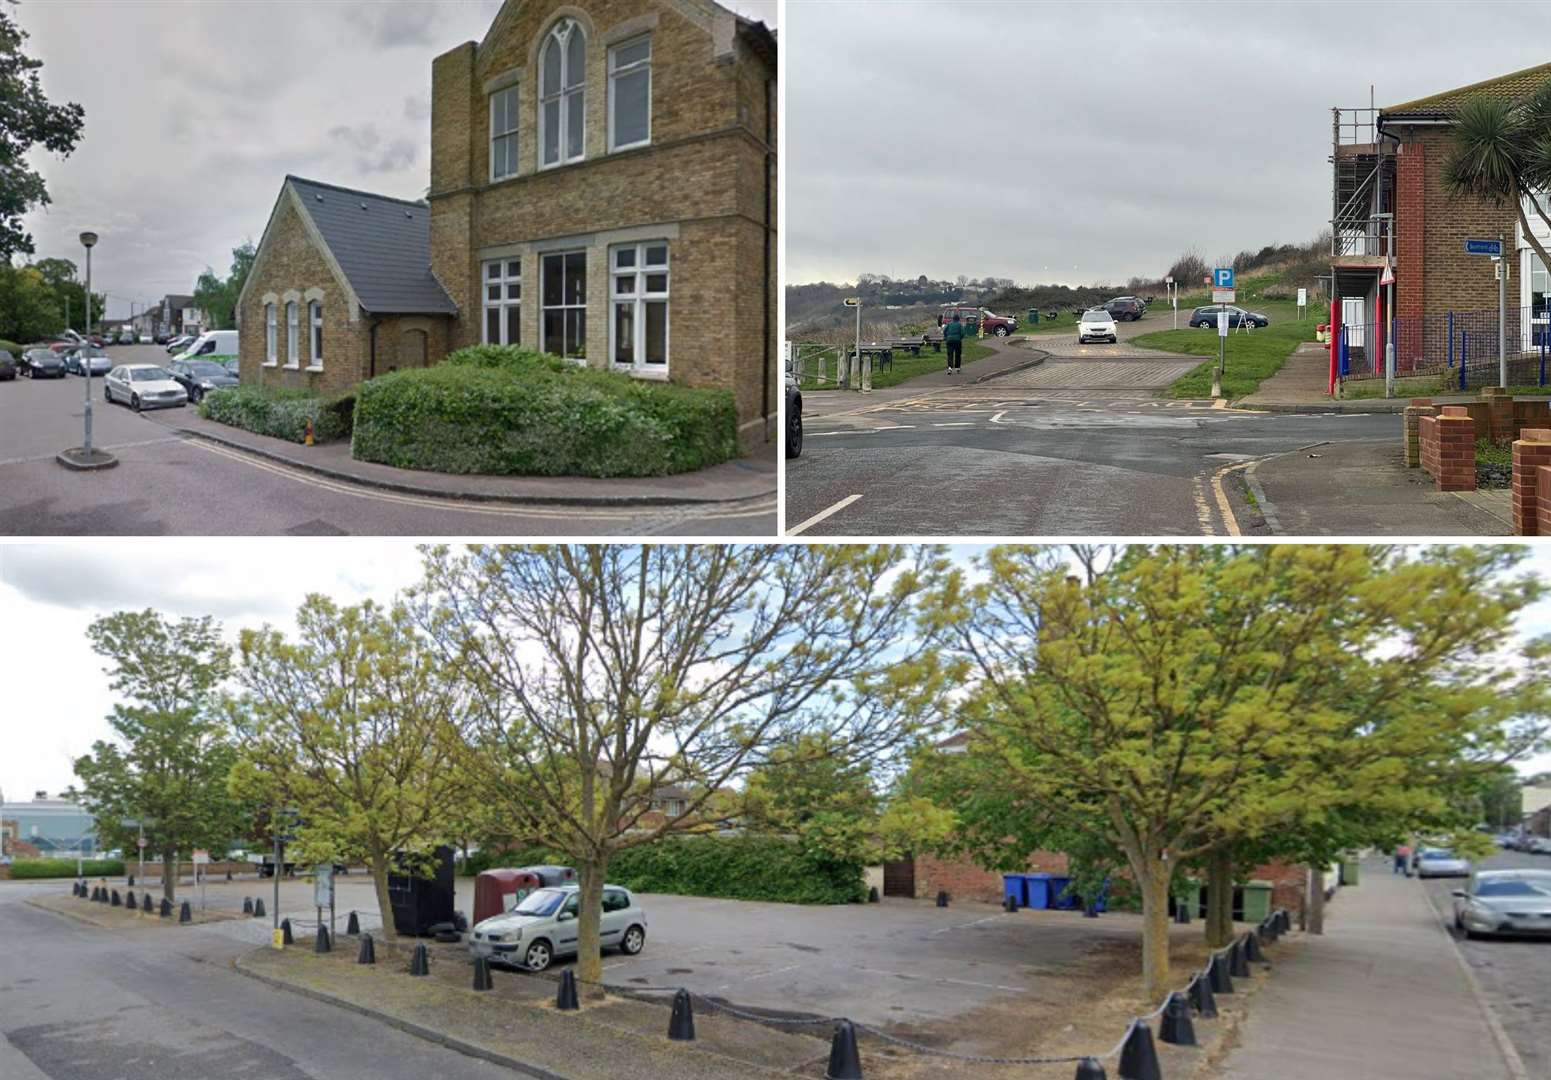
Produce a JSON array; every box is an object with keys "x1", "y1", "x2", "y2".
[
  {"x1": 1512, "y1": 429, "x2": 1551, "y2": 534},
  {"x1": 1541, "y1": 466, "x2": 1551, "y2": 536},
  {"x1": 1402, "y1": 400, "x2": 1437, "y2": 467},
  {"x1": 1418, "y1": 405, "x2": 1477, "y2": 490}
]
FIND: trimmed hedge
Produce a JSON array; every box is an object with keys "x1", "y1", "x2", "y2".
[
  {"x1": 7, "y1": 858, "x2": 125, "y2": 879},
  {"x1": 199, "y1": 384, "x2": 355, "y2": 444},
  {"x1": 350, "y1": 345, "x2": 739, "y2": 478}
]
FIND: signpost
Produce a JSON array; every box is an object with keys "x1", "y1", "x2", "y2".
[
  {"x1": 1465, "y1": 238, "x2": 1508, "y2": 386},
  {"x1": 193, "y1": 848, "x2": 209, "y2": 911},
  {"x1": 1166, "y1": 275, "x2": 1178, "y2": 329},
  {"x1": 1297, "y1": 287, "x2": 1308, "y2": 320},
  {"x1": 841, "y1": 297, "x2": 860, "y2": 391},
  {"x1": 1211, "y1": 269, "x2": 1234, "y2": 399},
  {"x1": 315, "y1": 862, "x2": 336, "y2": 940}
]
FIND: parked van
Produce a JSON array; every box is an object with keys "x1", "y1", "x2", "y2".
[{"x1": 173, "y1": 330, "x2": 238, "y2": 364}]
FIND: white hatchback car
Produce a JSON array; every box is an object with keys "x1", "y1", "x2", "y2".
[
  {"x1": 105, "y1": 364, "x2": 189, "y2": 411},
  {"x1": 1078, "y1": 308, "x2": 1118, "y2": 344},
  {"x1": 468, "y1": 883, "x2": 646, "y2": 971}
]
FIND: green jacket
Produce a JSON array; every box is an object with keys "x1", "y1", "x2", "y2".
[{"x1": 943, "y1": 320, "x2": 965, "y2": 342}]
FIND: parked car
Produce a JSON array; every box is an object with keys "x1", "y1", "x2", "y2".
[
  {"x1": 166, "y1": 358, "x2": 238, "y2": 402},
  {"x1": 137, "y1": 333, "x2": 152, "y2": 344},
  {"x1": 165, "y1": 334, "x2": 196, "y2": 354},
  {"x1": 785, "y1": 370, "x2": 801, "y2": 459},
  {"x1": 1189, "y1": 305, "x2": 1270, "y2": 330},
  {"x1": 1104, "y1": 296, "x2": 1146, "y2": 321},
  {"x1": 0, "y1": 350, "x2": 14, "y2": 381},
  {"x1": 1529, "y1": 836, "x2": 1551, "y2": 855},
  {"x1": 1452, "y1": 869, "x2": 1551, "y2": 939},
  {"x1": 154, "y1": 333, "x2": 171, "y2": 345},
  {"x1": 63, "y1": 345, "x2": 112, "y2": 376},
  {"x1": 172, "y1": 329, "x2": 239, "y2": 363},
  {"x1": 1078, "y1": 308, "x2": 1118, "y2": 344},
  {"x1": 468, "y1": 883, "x2": 646, "y2": 972},
  {"x1": 21, "y1": 348, "x2": 65, "y2": 378},
  {"x1": 103, "y1": 364, "x2": 188, "y2": 411},
  {"x1": 938, "y1": 305, "x2": 1019, "y2": 337},
  {"x1": 1415, "y1": 847, "x2": 1471, "y2": 878}
]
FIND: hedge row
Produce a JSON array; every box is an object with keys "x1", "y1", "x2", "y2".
[
  {"x1": 0, "y1": 340, "x2": 24, "y2": 356},
  {"x1": 7, "y1": 858, "x2": 125, "y2": 879},
  {"x1": 350, "y1": 345, "x2": 738, "y2": 478},
  {"x1": 199, "y1": 384, "x2": 355, "y2": 444}
]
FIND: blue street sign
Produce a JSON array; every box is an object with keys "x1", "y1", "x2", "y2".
[
  {"x1": 1213, "y1": 267, "x2": 1235, "y2": 288},
  {"x1": 1464, "y1": 238, "x2": 1503, "y2": 256}
]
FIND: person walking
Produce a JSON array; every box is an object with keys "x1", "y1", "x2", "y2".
[
  {"x1": 1393, "y1": 844, "x2": 1410, "y2": 875},
  {"x1": 943, "y1": 312, "x2": 964, "y2": 374}
]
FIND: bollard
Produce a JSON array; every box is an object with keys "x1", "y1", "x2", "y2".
[
  {"x1": 825, "y1": 1019, "x2": 863, "y2": 1080},
  {"x1": 1244, "y1": 931, "x2": 1267, "y2": 964},
  {"x1": 1003, "y1": 895, "x2": 1019, "y2": 913},
  {"x1": 242, "y1": 897, "x2": 253, "y2": 915},
  {"x1": 347, "y1": 911, "x2": 361, "y2": 935},
  {"x1": 160, "y1": 898, "x2": 172, "y2": 918},
  {"x1": 125, "y1": 890, "x2": 135, "y2": 908},
  {"x1": 142, "y1": 893, "x2": 153, "y2": 913},
  {"x1": 1228, "y1": 937, "x2": 1250, "y2": 978},
  {"x1": 935, "y1": 890, "x2": 948, "y2": 908},
  {"x1": 315, "y1": 925, "x2": 332, "y2": 953},
  {"x1": 1074, "y1": 1058, "x2": 1107, "y2": 1080},
  {"x1": 409, "y1": 943, "x2": 429, "y2": 976},
  {"x1": 253, "y1": 898, "x2": 266, "y2": 919},
  {"x1": 281, "y1": 918, "x2": 295, "y2": 945},
  {"x1": 357, "y1": 933, "x2": 375, "y2": 965},
  {"x1": 1188, "y1": 972, "x2": 1218, "y2": 1019},
  {"x1": 472, "y1": 955, "x2": 492, "y2": 991},
  {"x1": 72, "y1": 882, "x2": 80, "y2": 897},
  {"x1": 179, "y1": 901, "x2": 191, "y2": 924},
  {"x1": 866, "y1": 886, "x2": 879, "y2": 904},
  {"x1": 668, "y1": 988, "x2": 695, "y2": 1040},
  {"x1": 226, "y1": 869, "x2": 233, "y2": 881},
  {"x1": 1116, "y1": 1019, "x2": 1163, "y2": 1080},
  {"x1": 111, "y1": 890, "x2": 121, "y2": 907},
  {"x1": 1159, "y1": 991, "x2": 1197, "y2": 1046},
  {"x1": 127, "y1": 874, "x2": 134, "y2": 887},
  {"x1": 1208, "y1": 951, "x2": 1234, "y2": 994},
  {"x1": 555, "y1": 969, "x2": 579, "y2": 1011}
]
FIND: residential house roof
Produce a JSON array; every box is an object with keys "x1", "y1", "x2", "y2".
[
  {"x1": 162, "y1": 294, "x2": 195, "y2": 309},
  {"x1": 285, "y1": 175, "x2": 457, "y2": 316},
  {"x1": 1383, "y1": 61, "x2": 1551, "y2": 121}
]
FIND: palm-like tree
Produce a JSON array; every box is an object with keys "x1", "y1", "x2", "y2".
[{"x1": 1444, "y1": 81, "x2": 1551, "y2": 278}]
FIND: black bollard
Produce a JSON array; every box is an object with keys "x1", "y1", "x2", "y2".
[
  {"x1": 1074, "y1": 1058, "x2": 1108, "y2": 1080},
  {"x1": 179, "y1": 901, "x2": 191, "y2": 924},
  {"x1": 1004, "y1": 894, "x2": 1019, "y2": 913},
  {"x1": 281, "y1": 918, "x2": 295, "y2": 945},
  {"x1": 72, "y1": 882, "x2": 80, "y2": 897},
  {"x1": 668, "y1": 988, "x2": 695, "y2": 1040},
  {"x1": 409, "y1": 943, "x2": 429, "y2": 976},
  {"x1": 555, "y1": 969, "x2": 578, "y2": 1011},
  {"x1": 160, "y1": 898, "x2": 172, "y2": 918},
  {"x1": 1244, "y1": 931, "x2": 1267, "y2": 964},
  {"x1": 1117, "y1": 1019, "x2": 1163, "y2": 1080},
  {"x1": 1159, "y1": 991, "x2": 1198, "y2": 1046},
  {"x1": 253, "y1": 898, "x2": 266, "y2": 919},
  {"x1": 125, "y1": 890, "x2": 135, "y2": 908},
  {"x1": 357, "y1": 933, "x2": 375, "y2": 964},
  {"x1": 1228, "y1": 937, "x2": 1250, "y2": 978},
  {"x1": 866, "y1": 886, "x2": 879, "y2": 904},
  {"x1": 242, "y1": 897, "x2": 253, "y2": 915},
  {"x1": 347, "y1": 911, "x2": 361, "y2": 935},
  {"x1": 315, "y1": 925, "x2": 332, "y2": 953},
  {"x1": 111, "y1": 890, "x2": 121, "y2": 907},
  {"x1": 1208, "y1": 951, "x2": 1234, "y2": 994},
  {"x1": 142, "y1": 893, "x2": 153, "y2": 913},
  {"x1": 1188, "y1": 972, "x2": 1218, "y2": 1019},
  {"x1": 935, "y1": 890, "x2": 948, "y2": 908},
  {"x1": 825, "y1": 1019, "x2": 863, "y2": 1080},
  {"x1": 226, "y1": 869, "x2": 233, "y2": 881},
  {"x1": 472, "y1": 955, "x2": 492, "y2": 991},
  {"x1": 127, "y1": 874, "x2": 134, "y2": 887},
  {"x1": 1174, "y1": 902, "x2": 1191, "y2": 925}
]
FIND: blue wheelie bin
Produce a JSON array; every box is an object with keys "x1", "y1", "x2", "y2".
[
  {"x1": 1002, "y1": 874, "x2": 1028, "y2": 908},
  {"x1": 1024, "y1": 873, "x2": 1053, "y2": 909}
]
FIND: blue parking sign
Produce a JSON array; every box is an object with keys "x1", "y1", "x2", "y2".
[{"x1": 1213, "y1": 267, "x2": 1235, "y2": 288}]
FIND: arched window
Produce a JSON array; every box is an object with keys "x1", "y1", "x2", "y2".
[{"x1": 539, "y1": 18, "x2": 585, "y2": 168}]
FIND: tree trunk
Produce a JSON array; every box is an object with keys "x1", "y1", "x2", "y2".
[
  {"x1": 370, "y1": 853, "x2": 396, "y2": 942},
  {"x1": 575, "y1": 855, "x2": 609, "y2": 1002},
  {"x1": 1306, "y1": 864, "x2": 1325, "y2": 935},
  {"x1": 1205, "y1": 850, "x2": 1235, "y2": 948},
  {"x1": 162, "y1": 848, "x2": 176, "y2": 904},
  {"x1": 1138, "y1": 858, "x2": 1173, "y2": 1003}
]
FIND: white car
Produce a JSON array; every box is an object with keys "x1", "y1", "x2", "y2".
[
  {"x1": 104, "y1": 364, "x2": 189, "y2": 411},
  {"x1": 468, "y1": 883, "x2": 646, "y2": 972},
  {"x1": 137, "y1": 333, "x2": 152, "y2": 344},
  {"x1": 1078, "y1": 308, "x2": 1118, "y2": 344},
  {"x1": 1415, "y1": 848, "x2": 1471, "y2": 878}
]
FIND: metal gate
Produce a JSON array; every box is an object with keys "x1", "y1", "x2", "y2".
[{"x1": 882, "y1": 857, "x2": 915, "y2": 898}]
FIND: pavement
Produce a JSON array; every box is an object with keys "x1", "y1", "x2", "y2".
[{"x1": 1216, "y1": 856, "x2": 1528, "y2": 1080}]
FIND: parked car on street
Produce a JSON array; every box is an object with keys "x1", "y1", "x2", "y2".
[
  {"x1": 104, "y1": 364, "x2": 189, "y2": 411},
  {"x1": 63, "y1": 346, "x2": 112, "y2": 376},
  {"x1": 1415, "y1": 848, "x2": 1471, "y2": 878},
  {"x1": 938, "y1": 305, "x2": 1019, "y2": 337},
  {"x1": 165, "y1": 334, "x2": 196, "y2": 354},
  {"x1": 166, "y1": 358, "x2": 238, "y2": 402},
  {"x1": 785, "y1": 370, "x2": 801, "y2": 458},
  {"x1": 1103, "y1": 296, "x2": 1145, "y2": 321},
  {"x1": 1452, "y1": 869, "x2": 1551, "y2": 939},
  {"x1": 172, "y1": 329, "x2": 239, "y2": 363},
  {"x1": 137, "y1": 333, "x2": 152, "y2": 344},
  {"x1": 1078, "y1": 308, "x2": 1118, "y2": 344},
  {"x1": 117, "y1": 330, "x2": 137, "y2": 345},
  {"x1": 20, "y1": 348, "x2": 65, "y2": 378},
  {"x1": 1189, "y1": 305, "x2": 1270, "y2": 330},
  {"x1": 468, "y1": 883, "x2": 646, "y2": 972},
  {"x1": 0, "y1": 350, "x2": 14, "y2": 381}
]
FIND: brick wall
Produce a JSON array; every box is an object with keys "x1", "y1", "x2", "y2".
[
  {"x1": 1419, "y1": 405, "x2": 1478, "y2": 490},
  {"x1": 1395, "y1": 140, "x2": 1426, "y2": 320},
  {"x1": 1512, "y1": 429, "x2": 1551, "y2": 534},
  {"x1": 1402, "y1": 399, "x2": 1437, "y2": 466}
]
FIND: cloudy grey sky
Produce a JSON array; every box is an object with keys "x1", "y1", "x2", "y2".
[
  {"x1": 16, "y1": 0, "x2": 777, "y2": 321},
  {"x1": 787, "y1": 0, "x2": 1551, "y2": 287}
]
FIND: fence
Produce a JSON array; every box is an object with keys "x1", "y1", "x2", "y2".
[{"x1": 1340, "y1": 306, "x2": 1551, "y2": 388}]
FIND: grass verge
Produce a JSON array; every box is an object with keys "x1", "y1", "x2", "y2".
[
  {"x1": 800, "y1": 339, "x2": 995, "y2": 391},
  {"x1": 1135, "y1": 301, "x2": 1311, "y2": 399}
]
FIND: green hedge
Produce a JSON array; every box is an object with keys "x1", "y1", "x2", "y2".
[
  {"x1": 462, "y1": 836, "x2": 865, "y2": 905},
  {"x1": 0, "y1": 339, "x2": 23, "y2": 356},
  {"x1": 350, "y1": 345, "x2": 739, "y2": 478},
  {"x1": 7, "y1": 858, "x2": 125, "y2": 879},
  {"x1": 199, "y1": 384, "x2": 355, "y2": 444}
]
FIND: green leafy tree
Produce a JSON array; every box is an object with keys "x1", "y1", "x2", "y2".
[
  {"x1": 740, "y1": 734, "x2": 882, "y2": 865},
  {"x1": 0, "y1": 6, "x2": 85, "y2": 260},
  {"x1": 416, "y1": 544, "x2": 937, "y2": 997},
  {"x1": 0, "y1": 263, "x2": 58, "y2": 341},
  {"x1": 70, "y1": 611, "x2": 247, "y2": 903},
  {"x1": 229, "y1": 596, "x2": 470, "y2": 941},
  {"x1": 193, "y1": 240, "x2": 255, "y2": 330}
]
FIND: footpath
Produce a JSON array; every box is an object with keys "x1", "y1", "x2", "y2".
[{"x1": 1216, "y1": 858, "x2": 1520, "y2": 1080}]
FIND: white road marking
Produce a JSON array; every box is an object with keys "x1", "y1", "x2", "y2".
[
  {"x1": 743, "y1": 963, "x2": 803, "y2": 982},
  {"x1": 989, "y1": 411, "x2": 1009, "y2": 424},
  {"x1": 805, "y1": 431, "x2": 868, "y2": 437},
  {"x1": 787, "y1": 493, "x2": 862, "y2": 535},
  {"x1": 930, "y1": 915, "x2": 1002, "y2": 935},
  {"x1": 1192, "y1": 476, "x2": 1217, "y2": 535},
  {"x1": 854, "y1": 965, "x2": 1026, "y2": 993},
  {"x1": 932, "y1": 422, "x2": 974, "y2": 427}
]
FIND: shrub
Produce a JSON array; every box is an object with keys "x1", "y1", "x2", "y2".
[
  {"x1": 199, "y1": 384, "x2": 355, "y2": 444},
  {"x1": 0, "y1": 339, "x2": 23, "y2": 356},
  {"x1": 8, "y1": 858, "x2": 126, "y2": 879},
  {"x1": 351, "y1": 345, "x2": 738, "y2": 477}
]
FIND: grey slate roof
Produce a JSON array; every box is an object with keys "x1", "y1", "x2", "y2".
[{"x1": 286, "y1": 175, "x2": 457, "y2": 316}]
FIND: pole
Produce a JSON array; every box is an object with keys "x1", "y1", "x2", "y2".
[
  {"x1": 272, "y1": 829, "x2": 281, "y2": 930},
  {"x1": 138, "y1": 821, "x2": 144, "y2": 885},
  {"x1": 83, "y1": 246, "x2": 93, "y2": 456},
  {"x1": 1498, "y1": 237, "x2": 1508, "y2": 388},
  {"x1": 853, "y1": 300, "x2": 861, "y2": 392}
]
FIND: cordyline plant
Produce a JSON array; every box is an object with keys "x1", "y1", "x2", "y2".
[
  {"x1": 915, "y1": 544, "x2": 1546, "y2": 1001},
  {"x1": 411, "y1": 544, "x2": 940, "y2": 997},
  {"x1": 1445, "y1": 81, "x2": 1551, "y2": 280},
  {"x1": 228, "y1": 596, "x2": 470, "y2": 941}
]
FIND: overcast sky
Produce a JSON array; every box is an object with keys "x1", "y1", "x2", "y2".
[
  {"x1": 15, "y1": 0, "x2": 777, "y2": 321},
  {"x1": 786, "y1": 0, "x2": 1551, "y2": 287}
]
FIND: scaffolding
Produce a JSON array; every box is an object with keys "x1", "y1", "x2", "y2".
[{"x1": 1330, "y1": 100, "x2": 1395, "y2": 262}]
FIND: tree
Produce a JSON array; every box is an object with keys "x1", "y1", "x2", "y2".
[
  {"x1": 229, "y1": 596, "x2": 470, "y2": 941},
  {"x1": 0, "y1": 263, "x2": 58, "y2": 341},
  {"x1": 739, "y1": 734, "x2": 882, "y2": 866},
  {"x1": 1445, "y1": 83, "x2": 1551, "y2": 280},
  {"x1": 416, "y1": 544, "x2": 936, "y2": 996},
  {"x1": 70, "y1": 611, "x2": 247, "y2": 902},
  {"x1": 193, "y1": 240, "x2": 256, "y2": 330},
  {"x1": 921, "y1": 544, "x2": 1546, "y2": 1000},
  {"x1": 0, "y1": 7, "x2": 85, "y2": 260}
]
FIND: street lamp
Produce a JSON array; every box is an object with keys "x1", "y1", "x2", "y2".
[{"x1": 57, "y1": 232, "x2": 116, "y2": 469}]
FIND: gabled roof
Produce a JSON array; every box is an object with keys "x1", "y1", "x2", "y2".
[
  {"x1": 1383, "y1": 61, "x2": 1551, "y2": 121},
  {"x1": 285, "y1": 176, "x2": 457, "y2": 315}
]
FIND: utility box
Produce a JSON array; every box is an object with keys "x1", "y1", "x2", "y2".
[{"x1": 387, "y1": 846, "x2": 456, "y2": 936}]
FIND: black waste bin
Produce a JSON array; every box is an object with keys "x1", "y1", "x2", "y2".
[{"x1": 387, "y1": 846, "x2": 456, "y2": 936}]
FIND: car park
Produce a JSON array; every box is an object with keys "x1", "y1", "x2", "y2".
[
  {"x1": 1077, "y1": 308, "x2": 1118, "y2": 344},
  {"x1": 63, "y1": 345, "x2": 112, "y2": 376},
  {"x1": 468, "y1": 883, "x2": 647, "y2": 972},
  {"x1": 20, "y1": 348, "x2": 65, "y2": 378},
  {"x1": 1103, "y1": 296, "x2": 1145, "y2": 321},
  {"x1": 785, "y1": 370, "x2": 802, "y2": 458},
  {"x1": 0, "y1": 350, "x2": 14, "y2": 381},
  {"x1": 1452, "y1": 869, "x2": 1551, "y2": 938},
  {"x1": 103, "y1": 364, "x2": 189, "y2": 411},
  {"x1": 1189, "y1": 304, "x2": 1270, "y2": 330},
  {"x1": 166, "y1": 358, "x2": 239, "y2": 402},
  {"x1": 1415, "y1": 847, "x2": 1471, "y2": 878}
]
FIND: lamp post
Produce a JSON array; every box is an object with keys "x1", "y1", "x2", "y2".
[{"x1": 80, "y1": 231, "x2": 98, "y2": 456}]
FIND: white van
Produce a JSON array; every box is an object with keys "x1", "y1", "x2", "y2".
[{"x1": 173, "y1": 330, "x2": 238, "y2": 364}]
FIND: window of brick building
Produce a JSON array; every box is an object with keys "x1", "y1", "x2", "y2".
[
  {"x1": 539, "y1": 19, "x2": 585, "y2": 168},
  {"x1": 608, "y1": 37, "x2": 650, "y2": 152},
  {"x1": 610, "y1": 242, "x2": 668, "y2": 374},
  {"x1": 265, "y1": 303, "x2": 276, "y2": 364},
  {"x1": 482, "y1": 258, "x2": 522, "y2": 346},
  {"x1": 285, "y1": 301, "x2": 299, "y2": 368},
  {"x1": 308, "y1": 300, "x2": 323, "y2": 369},
  {"x1": 541, "y1": 250, "x2": 586, "y2": 359},
  {"x1": 490, "y1": 85, "x2": 519, "y2": 181}
]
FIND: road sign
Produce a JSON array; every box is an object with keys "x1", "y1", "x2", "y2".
[
  {"x1": 137, "y1": 837, "x2": 147, "y2": 849},
  {"x1": 192, "y1": 849, "x2": 209, "y2": 864},
  {"x1": 1296, "y1": 287, "x2": 1308, "y2": 306},
  {"x1": 1212, "y1": 287, "x2": 1236, "y2": 304},
  {"x1": 1218, "y1": 312, "x2": 1230, "y2": 338},
  {"x1": 1380, "y1": 266, "x2": 1395, "y2": 286},
  {"x1": 842, "y1": 297, "x2": 860, "y2": 307},
  {"x1": 314, "y1": 862, "x2": 335, "y2": 908},
  {"x1": 1464, "y1": 238, "x2": 1503, "y2": 256},
  {"x1": 1213, "y1": 267, "x2": 1235, "y2": 288},
  {"x1": 1165, "y1": 275, "x2": 1174, "y2": 285}
]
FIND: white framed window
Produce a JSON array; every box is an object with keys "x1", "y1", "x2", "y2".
[
  {"x1": 264, "y1": 303, "x2": 276, "y2": 364},
  {"x1": 539, "y1": 19, "x2": 585, "y2": 168},
  {"x1": 608, "y1": 37, "x2": 650, "y2": 152},
  {"x1": 482, "y1": 258, "x2": 522, "y2": 346},
  {"x1": 541, "y1": 250, "x2": 587, "y2": 359},
  {"x1": 610, "y1": 241, "x2": 668, "y2": 374},
  {"x1": 489, "y1": 85, "x2": 519, "y2": 181},
  {"x1": 308, "y1": 300, "x2": 323, "y2": 369},
  {"x1": 285, "y1": 300, "x2": 299, "y2": 368}
]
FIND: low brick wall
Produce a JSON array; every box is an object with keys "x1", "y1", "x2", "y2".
[
  {"x1": 1542, "y1": 467, "x2": 1551, "y2": 535},
  {"x1": 1402, "y1": 400, "x2": 1438, "y2": 467},
  {"x1": 1511, "y1": 428, "x2": 1551, "y2": 534},
  {"x1": 1418, "y1": 405, "x2": 1477, "y2": 490}
]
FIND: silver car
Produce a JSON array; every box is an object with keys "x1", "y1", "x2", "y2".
[
  {"x1": 468, "y1": 883, "x2": 647, "y2": 972},
  {"x1": 104, "y1": 364, "x2": 188, "y2": 411},
  {"x1": 1453, "y1": 869, "x2": 1551, "y2": 938},
  {"x1": 1415, "y1": 848, "x2": 1471, "y2": 878}
]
